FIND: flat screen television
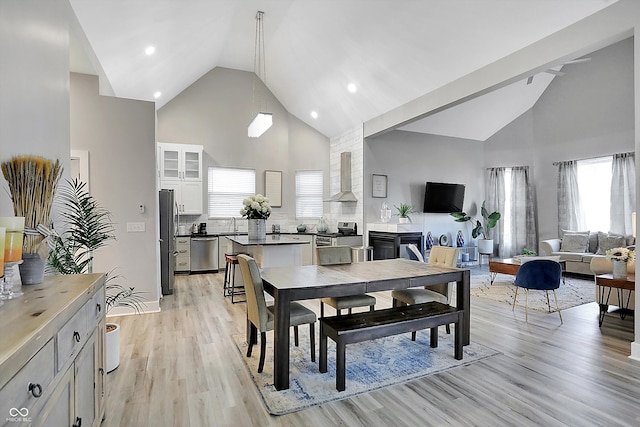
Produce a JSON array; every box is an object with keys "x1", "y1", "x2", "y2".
[{"x1": 423, "y1": 182, "x2": 465, "y2": 213}]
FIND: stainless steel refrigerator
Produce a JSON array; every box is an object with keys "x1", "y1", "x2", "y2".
[{"x1": 159, "y1": 189, "x2": 176, "y2": 295}]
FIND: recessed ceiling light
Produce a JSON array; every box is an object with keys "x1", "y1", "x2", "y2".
[
  {"x1": 145, "y1": 46, "x2": 156, "y2": 55},
  {"x1": 153, "y1": 91, "x2": 162, "y2": 99},
  {"x1": 310, "y1": 111, "x2": 318, "y2": 119},
  {"x1": 347, "y1": 83, "x2": 357, "y2": 93}
]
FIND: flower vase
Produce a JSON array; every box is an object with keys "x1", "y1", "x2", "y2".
[
  {"x1": 456, "y1": 230, "x2": 465, "y2": 248},
  {"x1": 425, "y1": 232, "x2": 434, "y2": 250},
  {"x1": 248, "y1": 219, "x2": 266, "y2": 240},
  {"x1": 612, "y1": 259, "x2": 627, "y2": 279}
]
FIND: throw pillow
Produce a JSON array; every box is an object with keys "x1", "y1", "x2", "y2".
[
  {"x1": 561, "y1": 229, "x2": 590, "y2": 239},
  {"x1": 560, "y1": 233, "x2": 590, "y2": 253},
  {"x1": 595, "y1": 232, "x2": 626, "y2": 255}
]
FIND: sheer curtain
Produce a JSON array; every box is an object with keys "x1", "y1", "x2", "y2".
[
  {"x1": 486, "y1": 168, "x2": 505, "y2": 256},
  {"x1": 610, "y1": 152, "x2": 636, "y2": 235},
  {"x1": 507, "y1": 167, "x2": 537, "y2": 257},
  {"x1": 557, "y1": 160, "x2": 584, "y2": 234}
]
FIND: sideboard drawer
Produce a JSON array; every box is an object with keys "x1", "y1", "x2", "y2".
[
  {"x1": 56, "y1": 299, "x2": 91, "y2": 371},
  {"x1": 0, "y1": 339, "x2": 55, "y2": 419},
  {"x1": 91, "y1": 287, "x2": 106, "y2": 324}
]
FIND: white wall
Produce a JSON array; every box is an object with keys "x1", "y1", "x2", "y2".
[
  {"x1": 157, "y1": 67, "x2": 330, "y2": 231},
  {"x1": 70, "y1": 73, "x2": 159, "y2": 313},
  {"x1": 0, "y1": 0, "x2": 72, "y2": 214}
]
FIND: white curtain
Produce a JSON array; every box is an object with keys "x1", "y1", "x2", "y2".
[
  {"x1": 507, "y1": 167, "x2": 537, "y2": 257},
  {"x1": 610, "y1": 153, "x2": 636, "y2": 235},
  {"x1": 485, "y1": 168, "x2": 505, "y2": 256},
  {"x1": 557, "y1": 161, "x2": 584, "y2": 234}
]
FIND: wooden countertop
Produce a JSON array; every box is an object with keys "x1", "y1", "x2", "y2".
[
  {"x1": 228, "y1": 235, "x2": 311, "y2": 246},
  {"x1": 0, "y1": 273, "x2": 105, "y2": 388}
]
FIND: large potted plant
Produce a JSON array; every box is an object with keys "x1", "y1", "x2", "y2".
[
  {"x1": 1, "y1": 155, "x2": 63, "y2": 284},
  {"x1": 450, "y1": 201, "x2": 501, "y2": 254},
  {"x1": 48, "y1": 178, "x2": 145, "y2": 372}
]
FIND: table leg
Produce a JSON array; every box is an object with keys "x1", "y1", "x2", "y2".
[
  {"x1": 457, "y1": 270, "x2": 471, "y2": 346},
  {"x1": 273, "y1": 289, "x2": 291, "y2": 390},
  {"x1": 490, "y1": 272, "x2": 497, "y2": 285}
]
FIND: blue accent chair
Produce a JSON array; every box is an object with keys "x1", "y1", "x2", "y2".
[{"x1": 513, "y1": 259, "x2": 563, "y2": 323}]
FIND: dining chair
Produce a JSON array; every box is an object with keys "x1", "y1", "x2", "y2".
[
  {"x1": 316, "y1": 246, "x2": 376, "y2": 317},
  {"x1": 392, "y1": 244, "x2": 459, "y2": 339},
  {"x1": 513, "y1": 259, "x2": 563, "y2": 323},
  {"x1": 237, "y1": 254, "x2": 317, "y2": 373}
]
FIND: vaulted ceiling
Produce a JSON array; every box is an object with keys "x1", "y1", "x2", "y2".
[{"x1": 69, "y1": 0, "x2": 616, "y2": 139}]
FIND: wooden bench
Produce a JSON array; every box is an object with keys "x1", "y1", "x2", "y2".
[{"x1": 319, "y1": 301, "x2": 464, "y2": 391}]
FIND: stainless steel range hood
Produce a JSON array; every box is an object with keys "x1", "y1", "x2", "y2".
[{"x1": 326, "y1": 152, "x2": 357, "y2": 202}]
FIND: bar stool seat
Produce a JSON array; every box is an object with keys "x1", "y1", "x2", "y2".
[{"x1": 224, "y1": 253, "x2": 245, "y2": 303}]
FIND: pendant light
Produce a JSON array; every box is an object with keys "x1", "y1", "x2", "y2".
[{"x1": 248, "y1": 11, "x2": 272, "y2": 138}]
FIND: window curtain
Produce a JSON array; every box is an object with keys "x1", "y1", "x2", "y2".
[
  {"x1": 557, "y1": 160, "x2": 584, "y2": 234},
  {"x1": 507, "y1": 167, "x2": 537, "y2": 258},
  {"x1": 610, "y1": 153, "x2": 636, "y2": 235},
  {"x1": 485, "y1": 168, "x2": 505, "y2": 255}
]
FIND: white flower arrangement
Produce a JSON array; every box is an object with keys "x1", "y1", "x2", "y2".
[
  {"x1": 240, "y1": 194, "x2": 272, "y2": 220},
  {"x1": 605, "y1": 247, "x2": 635, "y2": 262}
]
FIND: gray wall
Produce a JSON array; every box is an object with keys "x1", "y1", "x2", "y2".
[
  {"x1": 0, "y1": 0, "x2": 72, "y2": 214},
  {"x1": 485, "y1": 37, "x2": 635, "y2": 241},
  {"x1": 364, "y1": 131, "x2": 485, "y2": 243},
  {"x1": 157, "y1": 67, "x2": 330, "y2": 227},
  {"x1": 70, "y1": 73, "x2": 159, "y2": 311}
]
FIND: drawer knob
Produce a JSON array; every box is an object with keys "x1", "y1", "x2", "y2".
[
  {"x1": 73, "y1": 331, "x2": 81, "y2": 343},
  {"x1": 28, "y1": 382, "x2": 43, "y2": 398},
  {"x1": 72, "y1": 416, "x2": 82, "y2": 427}
]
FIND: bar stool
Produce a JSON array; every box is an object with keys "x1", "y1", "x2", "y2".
[{"x1": 224, "y1": 253, "x2": 245, "y2": 303}]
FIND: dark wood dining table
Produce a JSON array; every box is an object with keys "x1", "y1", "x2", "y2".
[{"x1": 259, "y1": 258, "x2": 471, "y2": 390}]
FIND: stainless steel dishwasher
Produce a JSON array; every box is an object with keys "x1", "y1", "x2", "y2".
[{"x1": 190, "y1": 236, "x2": 219, "y2": 272}]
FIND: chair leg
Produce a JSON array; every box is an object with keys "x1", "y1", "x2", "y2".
[
  {"x1": 545, "y1": 290, "x2": 552, "y2": 313},
  {"x1": 369, "y1": 304, "x2": 374, "y2": 312},
  {"x1": 553, "y1": 290, "x2": 563, "y2": 324},
  {"x1": 337, "y1": 309, "x2": 342, "y2": 317},
  {"x1": 348, "y1": 308, "x2": 352, "y2": 315},
  {"x1": 247, "y1": 323, "x2": 257, "y2": 357},
  {"x1": 258, "y1": 332, "x2": 267, "y2": 373},
  {"x1": 512, "y1": 287, "x2": 519, "y2": 311},
  {"x1": 525, "y1": 289, "x2": 529, "y2": 322},
  {"x1": 294, "y1": 325, "x2": 299, "y2": 347},
  {"x1": 445, "y1": 324, "x2": 451, "y2": 334},
  {"x1": 411, "y1": 331, "x2": 417, "y2": 341},
  {"x1": 309, "y1": 323, "x2": 316, "y2": 362},
  {"x1": 320, "y1": 301, "x2": 325, "y2": 318}
]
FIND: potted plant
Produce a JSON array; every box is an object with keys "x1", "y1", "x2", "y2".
[
  {"x1": 48, "y1": 178, "x2": 145, "y2": 372},
  {"x1": 394, "y1": 203, "x2": 416, "y2": 223},
  {"x1": 450, "y1": 201, "x2": 501, "y2": 254},
  {"x1": 1, "y1": 155, "x2": 63, "y2": 284}
]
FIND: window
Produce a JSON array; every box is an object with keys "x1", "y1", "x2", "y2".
[
  {"x1": 208, "y1": 167, "x2": 255, "y2": 218},
  {"x1": 577, "y1": 156, "x2": 612, "y2": 231},
  {"x1": 295, "y1": 170, "x2": 323, "y2": 218}
]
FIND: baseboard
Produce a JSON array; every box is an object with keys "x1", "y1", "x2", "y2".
[
  {"x1": 630, "y1": 341, "x2": 640, "y2": 361},
  {"x1": 107, "y1": 299, "x2": 161, "y2": 317}
]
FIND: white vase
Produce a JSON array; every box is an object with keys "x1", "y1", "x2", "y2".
[
  {"x1": 398, "y1": 217, "x2": 409, "y2": 224},
  {"x1": 106, "y1": 323, "x2": 120, "y2": 373},
  {"x1": 248, "y1": 218, "x2": 266, "y2": 240},
  {"x1": 612, "y1": 259, "x2": 627, "y2": 279},
  {"x1": 478, "y1": 239, "x2": 493, "y2": 255}
]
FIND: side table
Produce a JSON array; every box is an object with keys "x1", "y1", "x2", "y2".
[{"x1": 595, "y1": 273, "x2": 635, "y2": 327}]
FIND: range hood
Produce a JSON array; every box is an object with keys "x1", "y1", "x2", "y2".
[{"x1": 326, "y1": 152, "x2": 357, "y2": 202}]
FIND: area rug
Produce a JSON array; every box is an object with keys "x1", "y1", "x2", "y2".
[
  {"x1": 233, "y1": 331, "x2": 499, "y2": 415},
  {"x1": 470, "y1": 272, "x2": 596, "y2": 312}
]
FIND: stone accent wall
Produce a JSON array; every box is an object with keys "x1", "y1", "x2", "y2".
[{"x1": 328, "y1": 126, "x2": 363, "y2": 232}]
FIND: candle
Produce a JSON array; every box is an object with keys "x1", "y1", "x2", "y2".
[
  {"x1": 0, "y1": 217, "x2": 25, "y2": 262},
  {"x1": 0, "y1": 227, "x2": 5, "y2": 275}
]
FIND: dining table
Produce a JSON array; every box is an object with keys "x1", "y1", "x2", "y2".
[{"x1": 259, "y1": 258, "x2": 471, "y2": 390}]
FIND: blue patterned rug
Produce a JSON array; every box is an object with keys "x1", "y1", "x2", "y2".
[{"x1": 233, "y1": 329, "x2": 499, "y2": 415}]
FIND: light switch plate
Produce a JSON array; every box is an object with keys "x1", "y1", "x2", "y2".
[{"x1": 126, "y1": 222, "x2": 146, "y2": 232}]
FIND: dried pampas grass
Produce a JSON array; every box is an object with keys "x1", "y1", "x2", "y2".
[{"x1": 1, "y1": 155, "x2": 63, "y2": 254}]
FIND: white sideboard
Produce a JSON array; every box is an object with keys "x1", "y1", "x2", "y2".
[{"x1": 0, "y1": 273, "x2": 106, "y2": 427}]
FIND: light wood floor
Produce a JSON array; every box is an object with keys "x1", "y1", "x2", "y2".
[{"x1": 102, "y1": 268, "x2": 639, "y2": 427}]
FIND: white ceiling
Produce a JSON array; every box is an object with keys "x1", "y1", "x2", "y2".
[{"x1": 69, "y1": 0, "x2": 616, "y2": 139}]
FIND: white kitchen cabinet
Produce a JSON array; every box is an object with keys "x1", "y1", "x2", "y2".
[
  {"x1": 175, "y1": 236, "x2": 191, "y2": 273},
  {"x1": 289, "y1": 234, "x2": 314, "y2": 265},
  {"x1": 158, "y1": 142, "x2": 203, "y2": 215}
]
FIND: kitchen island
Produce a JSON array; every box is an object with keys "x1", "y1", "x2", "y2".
[{"x1": 228, "y1": 234, "x2": 310, "y2": 268}]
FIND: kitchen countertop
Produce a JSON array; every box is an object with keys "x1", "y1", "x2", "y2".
[
  {"x1": 175, "y1": 231, "x2": 320, "y2": 238},
  {"x1": 228, "y1": 235, "x2": 311, "y2": 246}
]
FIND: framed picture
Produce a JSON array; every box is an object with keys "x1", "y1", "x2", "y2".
[
  {"x1": 372, "y1": 174, "x2": 387, "y2": 198},
  {"x1": 264, "y1": 170, "x2": 282, "y2": 207}
]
